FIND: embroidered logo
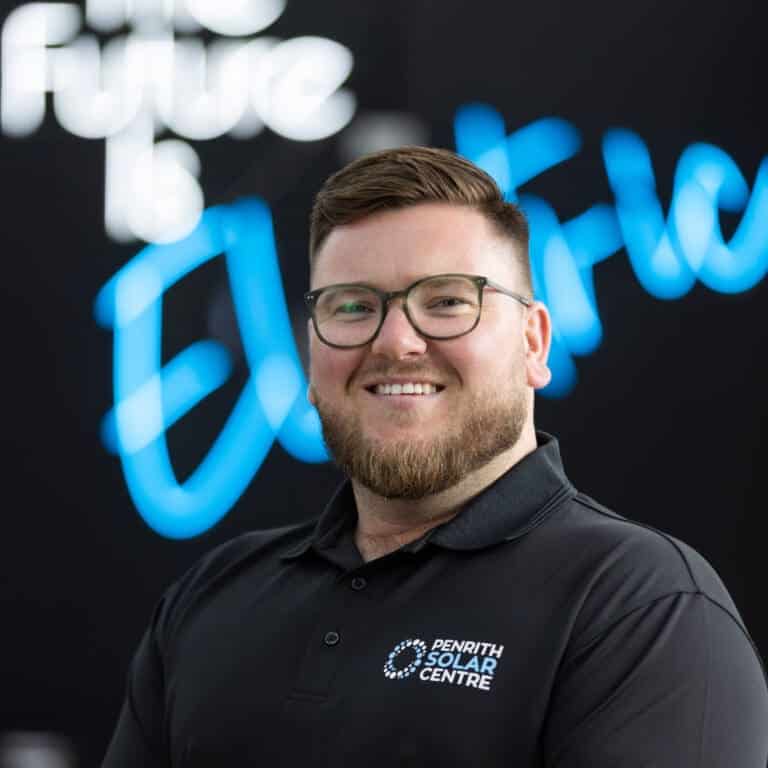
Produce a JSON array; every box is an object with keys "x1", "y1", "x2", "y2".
[{"x1": 383, "y1": 636, "x2": 504, "y2": 692}]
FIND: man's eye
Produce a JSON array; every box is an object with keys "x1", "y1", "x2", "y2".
[
  {"x1": 334, "y1": 302, "x2": 374, "y2": 315},
  {"x1": 427, "y1": 297, "x2": 469, "y2": 309}
]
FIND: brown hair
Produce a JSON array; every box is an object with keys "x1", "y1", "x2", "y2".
[{"x1": 309, "y1": 145, "x2": 532, "y2": 291}]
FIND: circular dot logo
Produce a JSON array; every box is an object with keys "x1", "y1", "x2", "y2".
[{"x1": 383, "y1": 638, "x2": 428, "y2": 680}]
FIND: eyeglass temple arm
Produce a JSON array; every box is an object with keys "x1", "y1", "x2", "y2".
[{"x1": 483, "y1": 279, "x2": 533, "y2": 307}]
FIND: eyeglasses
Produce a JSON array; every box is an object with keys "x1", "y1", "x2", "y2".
[{"x1": 304, "y1": 273, "x2": 532, "y2": 349}]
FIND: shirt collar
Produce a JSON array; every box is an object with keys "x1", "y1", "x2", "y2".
[{"x1": 281, "y1": 431, "x2": 575, "y2": 561}]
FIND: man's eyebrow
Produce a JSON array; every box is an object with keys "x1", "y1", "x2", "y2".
[
  {"x1": 323, "y1": 274, "x2": 437, "y2": 289},
  {"x1": 316, "y1": 280, "x2": 380, "y2": 290},
  {"x1": 314, "y1": 272, "x2": 458, "y2": 293}
]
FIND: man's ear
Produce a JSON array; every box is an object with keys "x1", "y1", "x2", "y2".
[{"x1": 524, "y1": 301, "x2": 552, "y2": 389}]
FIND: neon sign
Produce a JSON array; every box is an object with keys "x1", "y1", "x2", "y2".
[
  {"x1": 1, "y1": 0, "x2": 355, "y2": 243},
  {"x1": 455, "y1": 104, "x2": 768, "y2": 395},
  {"x1": 95, "y1": 199, "x2": 327, "y2": 538},
  {"x1": 96, "y1": 103, "x2": 768, "y2": 537}
]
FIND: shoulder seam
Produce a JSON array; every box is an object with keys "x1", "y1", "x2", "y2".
[
  {"x1": 569, "y1": 590, "x2": 765, "y2": 685},
  {"x1": 572, "y1": 493, "x2": 700, "y2": 592},
  {"x1": 568, "y1": 590, "x2": 700, "y2": 657},
  {"x1": 698, "y1": 593, "x2": 768, "y2": 689}
]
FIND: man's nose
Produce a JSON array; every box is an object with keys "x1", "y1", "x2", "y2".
[{"x1": 370, "y1": 300, "x2": 428, "y2": 359}]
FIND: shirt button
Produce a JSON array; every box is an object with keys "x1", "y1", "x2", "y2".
[
  {"x1": 323, "y1": 631, "x2": 340, "y2": 647},
  {"x1": 351, "y1": 576, "x2": 367, "y2": 591}
]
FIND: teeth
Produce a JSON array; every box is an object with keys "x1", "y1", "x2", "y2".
[{"x1": 373, "y1": 382, "x2": 439, "y2": 396}]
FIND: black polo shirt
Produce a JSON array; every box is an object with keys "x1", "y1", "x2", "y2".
[{"x1": 102, "y1": 432, "x2": 768, "y2": 767}]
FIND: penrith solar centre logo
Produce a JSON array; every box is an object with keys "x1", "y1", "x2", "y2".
[{"x1": 383, "y1": 637, "x2": 505, "y2": 693}]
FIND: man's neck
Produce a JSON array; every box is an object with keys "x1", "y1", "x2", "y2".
[{"x1": 352, "y1": 426, "x2": 538, "y2": 563}]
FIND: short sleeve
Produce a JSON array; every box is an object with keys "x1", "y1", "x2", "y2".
[
  {"x1": 101, "y1": 601, "x2": 169, "y2": 767},
  {"x1": 543, "y1": 591, "x2": 768, "y2": 767}
]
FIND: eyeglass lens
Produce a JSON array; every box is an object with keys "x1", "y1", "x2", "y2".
[{"x1": 314, "y1": 275, "x2": 480, "y2": 347}]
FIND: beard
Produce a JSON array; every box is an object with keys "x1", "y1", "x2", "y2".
[{"x1": 313, "y1": 384, "x2": 528, "y2": 500}]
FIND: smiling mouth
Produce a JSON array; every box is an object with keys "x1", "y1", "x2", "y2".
[{"x1": 365, "y1": 382, "x2": 445, "y2": 396}]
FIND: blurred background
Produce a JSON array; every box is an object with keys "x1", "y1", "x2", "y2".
[{"x1": 1, "y1": 0, "x2": 766, "y2": 764}]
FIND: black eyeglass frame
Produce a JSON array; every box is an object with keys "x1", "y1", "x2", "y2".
[{"x1": 304, "y1": 273, "x2": 533, "y2": 349}]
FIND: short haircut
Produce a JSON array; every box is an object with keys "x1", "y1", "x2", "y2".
[{"x1": 309, "y1": 145, "x2": 532, "y2": 291}]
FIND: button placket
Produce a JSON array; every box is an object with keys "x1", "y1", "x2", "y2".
[{"x1": 288, "y1": 571, "x2": 375, "y2": 699}]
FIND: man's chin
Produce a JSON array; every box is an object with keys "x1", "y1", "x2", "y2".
[
  {"x1": 316, "y1": 388, "x2": 528, "y2": 500},
  {"x1": 359, "y1": 425, "x2": 436, "y2": 446}
]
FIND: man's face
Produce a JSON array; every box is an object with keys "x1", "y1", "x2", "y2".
[{"x1": 307, "y1": 202, "x2": 550, "y2": 499}]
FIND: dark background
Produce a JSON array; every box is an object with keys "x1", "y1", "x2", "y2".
[{"x1": 1, "y1": 0, "x2": 766, "y2": 764}]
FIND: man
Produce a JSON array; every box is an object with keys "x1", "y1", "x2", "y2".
[{"x1": 103, "y1": 147, "x2": 768, "y2": 766}]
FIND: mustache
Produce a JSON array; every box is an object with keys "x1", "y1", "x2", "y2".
[{"x1": 352, "y1": 361, "x2": 453, "y2": 385}]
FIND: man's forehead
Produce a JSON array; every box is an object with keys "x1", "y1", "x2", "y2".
[{"x1": 311, "y1": 204, "x2": 520, "y2": 288}]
